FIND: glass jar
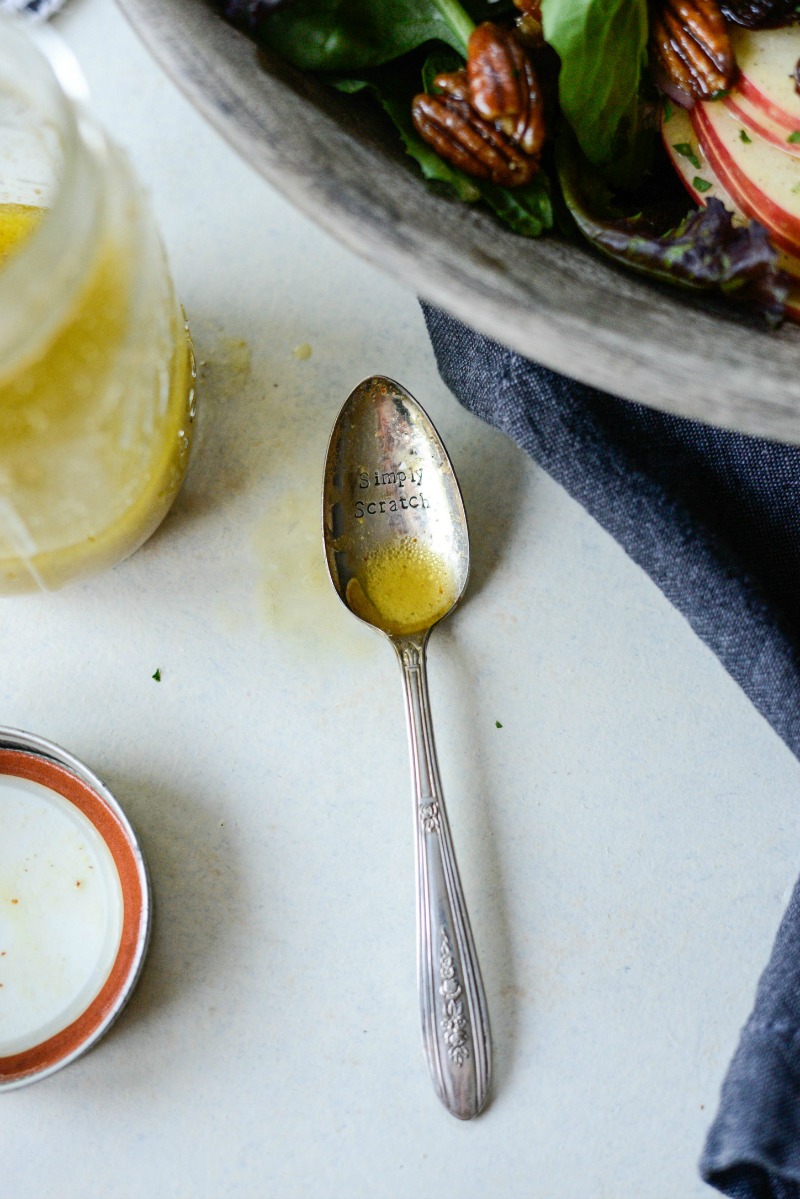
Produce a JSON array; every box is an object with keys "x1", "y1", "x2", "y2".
[{"x1": 0, "y1": 21, "x2": 195, "y2": 593}]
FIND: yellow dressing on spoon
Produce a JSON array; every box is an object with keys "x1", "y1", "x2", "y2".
[{"x1": 347, "y1": 537, "x2": 458, "y2": 636}]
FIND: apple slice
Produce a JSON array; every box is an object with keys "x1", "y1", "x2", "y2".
[
  {"x1": 662, "y1": 102, "x2": 800, "y2": 318},
  {"x1": 691, "y1": 98, "x2": 800, "y2": 255},
  {"x1": 722, "y1": 90, "x2": 800, "y2": 159},
  {"x1": 730, "y1": 25, "x2": 800, "y2": 134},
  {"x1": 663, "y1": 103, "x2": 741, "y2": 208},
  {"x1": 663, "y1": 107, "x2": 800, "y2": 271},
  {"x1": 665, "y1": 105, "x2": 800, "y2": 274}
]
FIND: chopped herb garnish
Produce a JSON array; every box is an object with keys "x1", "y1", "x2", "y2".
[
  {"x1": 663, "y1": 98, "x2": 674, "y2": 123},
  {"x1": 711, "y1": 88, "x2": 730, "y2": 100},
  {"x1": 693, "y1": 176, "x2": 713, "y2": 193},
  {"x1": 788, "y1": 131, "x2": 800, "y2": 144},
  {"x1": 495, "y1": 720, "x2": 503, "y2": 728},
  {"x1": 152, "y1": 668, "x2": 161, "y2": 682},
  {"x1": 673, "y1": 142, "x2": 701, "y2": 169},
  {"x1": 740, "y1": 129, "x2": 752, "y2": 144}
]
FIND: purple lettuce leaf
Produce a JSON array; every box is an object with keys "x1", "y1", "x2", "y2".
[{"x1": 557, "y1": 137, "x2": 789, "y2": 325}]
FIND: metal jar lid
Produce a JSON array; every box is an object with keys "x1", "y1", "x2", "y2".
[{"x1": 0, "y1": 726, "x2": 151, "y2": 1089}]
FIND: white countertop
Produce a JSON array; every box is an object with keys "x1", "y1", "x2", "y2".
[{"x1": 4, "y1": 2, "x2": 800, "y2": 1196}]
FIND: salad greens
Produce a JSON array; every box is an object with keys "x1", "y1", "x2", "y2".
[
  {"x1": 541, "y1": 0, "x2": 649, "y2": 174},
  {"x1": 333, "y1": 47, "x2": 553, "y2": 236},
  {"x1": 257, "y1": 0, "x2": 469, "y2": 71},
  {"x1": 332, "y1": 70, "x2": 482, "y2": 204},
  {"x1": 218, "y1": 0, "x2": 791, "y2": 322},
  {"x1": 250, "y1": 0, "x2": 649, "y2": 181}
]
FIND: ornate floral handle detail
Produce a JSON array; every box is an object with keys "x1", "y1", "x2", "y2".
[{"x1": 394, "y1": 635, "x2": 491, "y2": 1120}]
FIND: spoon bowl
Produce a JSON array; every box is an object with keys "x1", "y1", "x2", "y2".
[
  {"x1": 323, "y1": 376, "x2": 491, "y2": 1120},
  {"x1": 322, "y1": 376, "x2": 469, "y2": 639}
]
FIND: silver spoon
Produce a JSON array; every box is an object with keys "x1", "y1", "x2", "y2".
[{"x1": 322, "y1": 375, "x2": 491, "y2": 1120}]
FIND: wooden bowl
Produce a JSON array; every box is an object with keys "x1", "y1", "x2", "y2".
[{"x1": 118, "y1": 0, "x2": 800, "y2": 443}]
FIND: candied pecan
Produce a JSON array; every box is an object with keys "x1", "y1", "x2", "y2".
[
  {"x1": 412, "y1": 24, "x2": 545, "y2": 188},
  {"x1": 411, "y1": 92, "x2": 539, "y2": 187},
  {"x1": 651, "y1": 13, "x2": 696, "y2": 97},
  {"x1": 512, "y1": 0, "x2": 542, "y2": 18},
  {"x1": 434, "y1": 66, "x2": 542, "y2": 143},
  {"x1": 651, "y1": 0, "x2": 736, "y2": 100},
  {"x1": 514, "y1": 13, "x2": 545, "y2": 50},
  {"x1": 431, "y1": 68, "x2": 470, "y2": 102},
  {"x1": 466, "y1": 22, "x2": 546, "y2": 156},
  {"x1": 468, "y1": 23, "x2": 529, "y2": 121}
]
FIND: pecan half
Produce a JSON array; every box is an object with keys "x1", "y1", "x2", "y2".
[
  {"x1": 411, "y1": 92, "x2": 539, "y2": 187},
  {"x1": 433, "y1": 67, "x2": 545, "y2": 153},
  {"x1": 514, "y1": 15, "x2": 545, "y2": 50},
  {"x1": 512, "y1": 0, "x2": 545, "y2": 48},
  {"x1": 467, "y1": 22, "x2": 546, "y2": 156},
  {"x1": 513, "y1": 0, "x2": 542, "y2": 17},
  {"x1": 651, "y1": 0, "x2": 736, "y2": 100},
  {"x1": 431, "y1": 68, "x2": 470, "y2": 102},
  {"x1": 412, "y1": 23, "x2": 545, "y2": 188},
  {"x1": 468, "y1": 23, "x2": 529, "y2": 122}
]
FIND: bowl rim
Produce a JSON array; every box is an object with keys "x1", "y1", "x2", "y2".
[{"x1": 118, "y1": 0, "x2": 800, "y2": 445}]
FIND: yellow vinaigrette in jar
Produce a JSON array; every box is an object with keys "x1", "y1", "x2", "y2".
[
  {"x1": 0, "y1": 23, "x2": 196, "y2": 593},
  {"x1": 0, "y1": 202, "x2": 194, "y2": 592},
  {"x1": 0, "y1": 203, "x2": 40, "y2": 263}
]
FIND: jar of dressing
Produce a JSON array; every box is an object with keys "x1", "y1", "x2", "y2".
[{"x1": 0, "y1": 21, "x2": 195, "y2": 593}]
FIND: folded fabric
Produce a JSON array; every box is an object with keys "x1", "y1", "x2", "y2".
[{"x1": 421, "y1": 302, "x2": 800, "y2": 1199}]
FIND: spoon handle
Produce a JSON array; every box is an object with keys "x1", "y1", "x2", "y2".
[{"x1": 394, "y1": 635, "x2": 491, "y2": 1120}]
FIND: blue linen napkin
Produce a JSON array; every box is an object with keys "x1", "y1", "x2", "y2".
[{"x1": 421, "y1": 301, "x2": 800, "y2": 1198}]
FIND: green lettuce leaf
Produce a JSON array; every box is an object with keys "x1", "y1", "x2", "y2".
[
  {"x1": 254, "y1": 0, "x2": 473, "y2": 70},
  {"x1": 333, "y1": 72, "x2": 481, "y2": 201},
  {"x1": 476, "y1": 176, "x2": 553, "y2": 238},
  {"x1": 541, "y1": 0, "x2": 648, "y2": 175}
]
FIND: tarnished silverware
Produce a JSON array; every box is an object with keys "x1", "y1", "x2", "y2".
[{"x1": 322, "y1": 375, "x2": 491, "y2": 1120}]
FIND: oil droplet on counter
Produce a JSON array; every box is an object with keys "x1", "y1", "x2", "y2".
[
  {"x1": 292, "y1": 343, "x2": 312, "y2": 361},
  {"x1": 219, "y1": 336, "x2": 252, "y2": 377},
  {"x1": 254, "y1": 485, "x2": 373, "y2": 660},
  {"x1": 197, "y1": 334, "x2": 252, "y2": 397},
  {"x1": 347, "y1": 537, "x2": 458, "y2": 636}
]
